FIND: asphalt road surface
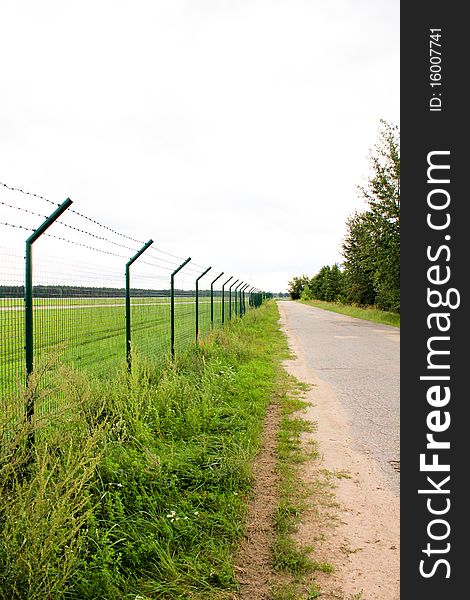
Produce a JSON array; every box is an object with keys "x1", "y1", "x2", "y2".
[{"x1": 278, "y1": 301, "x2": 400, "y2": 494}]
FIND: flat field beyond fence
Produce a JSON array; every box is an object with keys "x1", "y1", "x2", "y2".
[{"x1": 0, "y1": 295, "x2": 238, "y2": 419}]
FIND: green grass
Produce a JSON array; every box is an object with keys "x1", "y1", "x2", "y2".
[
  {"x1": 270, "y1": 370, "x2": 339, "y2": 599},
  {"x1": 269, "y1": 370, "x2": 335, "y2": 599},
  {"x1": 0, "y1": 300, "x2": 286, "y2": 599},
  {"x1": 0, "y1": 295, "x2": 239, "y2": 403},
  {"x1": 299, "y1": 299, "x2": 400, "y2": 327}
]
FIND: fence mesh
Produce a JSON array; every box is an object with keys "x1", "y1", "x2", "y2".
[
  {"x1": 130, "y1": 266, "x2": 171, "y2": 363},
  {"x1": 33, "y1": 254, "x2": 125, "y2": 379},
  {"x1": 1, "y1": 182, "x2": 261, "y2": 425},
  {"x1": 173, "y1": 266, "x2": 197, "y2": 355},
  {"x1": 212, "y1": 288, "x2": 223, "y2": 330},
  {"x1": 0, "y1": 248, "x2": 24, "y2": 420}
]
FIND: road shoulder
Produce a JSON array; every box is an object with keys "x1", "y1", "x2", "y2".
[{"x1": 278, "y1": 302, "x2": 400, "y2": 599}]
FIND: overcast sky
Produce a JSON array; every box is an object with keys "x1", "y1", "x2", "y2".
[{"x1": 0, "y1": 0, "x2": 399, "y2": 293}]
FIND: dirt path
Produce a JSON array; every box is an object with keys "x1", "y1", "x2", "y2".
[
  {"x1": 235, "y1": 402, "x2": 280, "y2": 600},
  {"x1": 278, "y1": 302, "x2": 399, "y2": 599}
]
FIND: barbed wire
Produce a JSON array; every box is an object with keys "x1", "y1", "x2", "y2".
[
  {"x1": 144, "y1": 252, "x2": 190, "y2": 269},
  {"x1": 1, "y1": 196, "x2": 143, "y2": 253},
  {"x1": 0, "y1": 180, "x2": 57, "y2": 206},
  {"x1": 139, "y1": 260, "x2": 174, "y2": 272},
  {"x1": 41, "y1": 233, "x2": 191, "y2": 275},
  {"x1": 147, "y1": 247, "x2": 186, "y2": 261},
  {"x1": 1, "y1": 179, "x2": 147, "y2": 244},
  {"x1": 1, "y1": 222, "x2": 217, "y2": 277},
  {"x1": 54, "y1": 220, "x2": 140, "y2": 253},
  {"x1": 182, "y1": 266, "x2": 210, "y2": 276},
  {"x1": 1, "y1": 179, "x2": 216, "y2": 274},
  {"x1": 43, "y1": 233, "x2": 131, "y2": 259},
  {"x1": 67, "y1": 207, "x2": 144, "y2": 245},
  {"x1": 144, "y1": 253, "x2": 208, "y2": 274},
  {"x1": 147, "y1": 249, "x2": 214, "y2": 273},
  {"x1": 0, "y1": 199, "x2": 48, "y2": 220},
  {"x1": 1, "y1": 221, "x2": 35, "y2": 232},
  {"x1": 188, "y1": 261, "x2": 207, "y2": 270}
]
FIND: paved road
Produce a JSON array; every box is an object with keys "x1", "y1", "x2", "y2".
[{"x1": 278, "y1": 301, "x2": 399, "y2": 493}]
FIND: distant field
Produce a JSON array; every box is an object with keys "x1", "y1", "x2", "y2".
[
  {"x1": 0, "y1": 297, "x2": 206, "y2": 309},
  {"x1": 1, "y1": 296, "x2": 243, "y2": 406}
]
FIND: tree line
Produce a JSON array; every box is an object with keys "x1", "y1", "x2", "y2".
[
  {"x1": 0, "y1": 285, "x2": 219, "y2": 298},
  {"x1": 288, "y1": 120, "x2": 400, "y2": 313}
]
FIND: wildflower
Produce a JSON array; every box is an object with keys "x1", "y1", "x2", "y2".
[
  {"x1": 166, "y1": 510, "x2": 176, "y2": 518},
  {"x1": 194, "y1": 511, "x2": 199, "y2": 516}
]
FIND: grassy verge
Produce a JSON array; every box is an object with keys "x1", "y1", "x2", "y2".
[
  {"x1": 299, "y1": 299, "x2": 400, "y2": 328},
  {"x1": 0, "y1": 301, "x2": 285, "y2": 599},
  {"x1": 270, "y1": 372, "x2": 334, "y2": 600}
]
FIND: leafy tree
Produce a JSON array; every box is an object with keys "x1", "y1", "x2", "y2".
[
  {"x1": 301, "y1": 264, "x2": 344, "y2": 302},
  {"x1": 341, "y1": 212, "x2": 376, "y2": 305},
  {"x1": 287, "y1": 275, "x2": 310, "y2": 300},
  {"x1": 325, "y1": 263, "x2": 344, "y2": 301},
  {"x1": 287, "y1": 121, "x2": 399, "y2": 313},
  {"x1": 315, "y1": 266, "x2": 331, "y2": 300},
  {"x1": 300, "y1": 283, "x2": 313, "y2": 300},
  {"x1": 342, "y1": 120, "x2": 400, "y2": 311}
]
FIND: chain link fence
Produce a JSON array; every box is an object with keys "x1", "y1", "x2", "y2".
[{"x1": 1, "y1": 182, "x2": 264, "y2": 424}]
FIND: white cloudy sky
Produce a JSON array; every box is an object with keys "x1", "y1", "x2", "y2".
[{"x1": 0, "y1": 0, "x2": 399, "y2": 292}]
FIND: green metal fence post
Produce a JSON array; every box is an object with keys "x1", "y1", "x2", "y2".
[
  {"x1": 234, "y1": 282, "x2": 239, "y2": 317},
  {"x1": 229, "y1": 279, "x2": 238, "y2": 320},
  {"x1": 171, "y1": 257, "x2": 191, "y2": 359},
  {"x1": 24, "y1": 198, "x2": 73, "y2": 433},
  {"x1": 195, "y1": 266, "x2": 211, "y2": 341},
  {"x1": 239, "y1": 282, "x2": 245, "y2": 314},
  {"x1": 248, "y1": 286, "x2": 254, "y2": 308},
  {"x1": 241, "y1": 284, "x2": 249, "y2": 315},
  {"x1": 126, "y1": 239, "x2": 154, "y2": 370},
  {"x1": 221, "y1": 275, "x2": 232, "y2": 324},
  {"x1": 241, "y1": 283, "x2": 248, "y2": 316},
  {"x1": 247, "y1": 287, "x2": 252, "y2": 308},
  {"x1": 210, "y1": 272, "x2": 224, "y2": 328},
  {"x1": 234, "y1": 282, "x2": 242, "y2": 317}
]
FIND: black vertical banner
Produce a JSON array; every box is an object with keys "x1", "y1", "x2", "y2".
[{"x1": 401, "y1": 3, "x2": 468, "y2": 598}]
